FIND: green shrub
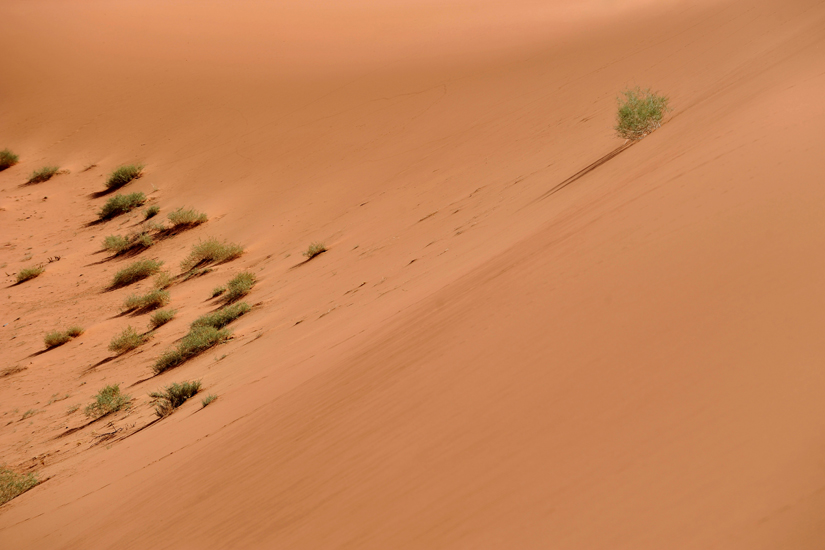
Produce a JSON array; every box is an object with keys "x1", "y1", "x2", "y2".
[
  {"x1": 0, "y1": 467, "x2": 38, "y2": 505},
  {"x1": 148, "y1": 309, "x2": 176, "y2": 330},
  {"x1": 144, "y1": 205, "x2": 160, "y2": 219},
  {"x1": 102, "y1": 232, "x2": 153, "y2": 255},
  {"x1": 152, "y1": 326, "x2": 231, "y2": 374},
  {"x1": 65, "y1": 326, "x2": 84, "y2": 337},
  {"x1": 98, "y1": 192, "x2": 146, "y2": 220},
  {"x1": 191, "y1": 302, "x2": 251, "y2": 330},
  {"x1": 123, "y1": 289, "x2": 170, "y2": 312},
  {"x1": 84, "y1": 384, "x2": 130, "y2": 418},
  {"x1": 615, "y1": 87, "x2": 670, "y2": 140},
  {"x1": 108, "y1": 326, "x2": 145, "y2": 354},
  {"x1": 180, "y1": 238, "x2": 244, "y2": 271},
  {"x1": 105, "y1": 164, "x2": 144, "y2": 190},
  {"x1": 0, "y1": 149, "x2": 19, "y2": 172},
  {"x1": 201, "y1": 394, "x2": 217, "y2": 407},
  {"x1": 211, "y1": 286, "x2": 226, "y2": 298},
  {"x1": 303, "y1": 242, "x2": 326, "y2": 260},
  {"x1": 154, "y1": 271, "x2": 173, "y2": 289},
  {"x1": 168, "y1": 207, "x2": 207, "y2": 228},
  {"x1": 111, "y1": 259, "x2": 163, "y2": 288},
  {"x1": 27, "y1": 166, "x2": 59, "y2": 184},
  {"x1": 150, "y1": 380, "x2": 202, "y2": 417},
  {"x1": 44, "y1": 330, "x2": 72, "y2": 348},
  {"x1": 16, "y1": 265, "x2": 44, "y2": 283},
  {"x1": 223, "y1": 271, "x2": 256, "y2": 303}
]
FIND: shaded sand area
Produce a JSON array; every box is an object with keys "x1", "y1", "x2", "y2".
[{"x1": 2, "y1": 0, "x2": 825, "y2": 547}]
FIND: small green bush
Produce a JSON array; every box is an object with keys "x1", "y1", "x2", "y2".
[
  {"x1": 223, "y1": 271, "x2": 256, "y2": 303},
  {"x1": 0, "y1": 149, "x2": 19, "y2": 172},
  {"x1": 304, "y1": 242, "x2": 326, "y2": 260},
  {"x1": 84, "y1": 384, "x2": 130, "y2": 418},
  {"x1": 201, "y1": 394, "x2": 217, "y2": 407},
  {"x1": 98, "y1": 192, "x2": 146, "y2": 220},
  {"x1": 44, "y1": 330, "x2": 72, "y2": 349},
  {"x1": 211, "y1": 286, "x2": 226, "y2": 298},
  {"x1": 144, "y1": 205, "x2": 160, "y2": 219},
  {"x1": 123, "y1": 289, "x2": 170, "y2": 312},
  {"x1": 26, "y1": 166, "x2": 59, "y2": 184},
  {"x1": 180, "y1": 238, "x2": 244, "y2": 271},
  {"x1": 16, "y1": 265, "x2": 44, "y2": 283},
  {"x1": 168, "y1": 207, "x2": 207, "y2": 228},
  {"x1": 108, "y1": 326, "x2": 145, "y2": 354},
  {"x1": 191, "y1": 302, "x2": 251, "y2": 330},
  {"x1": 151, "y1": 380, "x2": 202, "y2": 417},
  {"x1": 148, "y1": 309, "x2": 176, "y2": 329},
  {"x1": 111, "y1": 259, "x2": 163, "y2": 288},
  {"x1": 0, "y1": 467, "x2": 38, "y2": 505},
  {"x1": 105, "y1": 164, "x2": 144, "y2": 190},
  {"x1": 154, "y1": 271, "x2": 173, "y2": 289},
  {"x1": 66, "y1": 326, "x2": 84, "y2": 337},
  {"x1": 615, "y1": 87, "x2": 670, "y2": 140},
  {"x1": 102, "y1": 232, "x2": 153, "y2": 255},
  {"x1": 152, "y1": 326, "x2": 231, "y2": 374}
]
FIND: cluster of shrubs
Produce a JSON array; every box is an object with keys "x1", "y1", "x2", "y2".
[{"x1": 44, "y1": 326, "x2": 84, "y2": 349}]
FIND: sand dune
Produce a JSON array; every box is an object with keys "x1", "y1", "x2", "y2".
[{"x1": 2, "y1": 0, "x2": 825, "y2": 547}]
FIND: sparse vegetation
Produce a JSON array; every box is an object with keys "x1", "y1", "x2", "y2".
[
  {"x1": 21, "y1": 409, "x2": 37, "y2": 420},
  {"x1": 105, "y1": 164, "x2": 144, "y2": 190},
  {"x1": 168, "y1": 207, "x2": 207, "y2": 228},
  {"x1": 44, "y1": 326, "x2": 83, "y2": 349},
  {"x1": 615, "y1": 87, "x2": 670, "y2": 140},
  {"x1": 108, "y1": 326, "x2": 146, "y2": 354},
  {"x1": 191, "y1": 302, "x2": 251, "y2": 330},
  {"x1": 0, "y1": 149, "x2": 19, "y2": 172},
  {"x1": 144, "y1": 205, "x2": 160, "y2": 219},
  {"x1": 223, "y1": 271, "x2": 256, "y2": 303},
  {"x1": 211, "y1": 286, "x2": 226, "y2": 298},
  {"x1": 303, "y1": 242, "x2": 327, "y2": 260},
  {"x1": 123, "y1": 289, "x2": 170, "y2": 312},
  {"x1": 180, "y1": 238, "x2": 244, "y2": 271},
  {"x1": 149, "y1": 309, "x2": 176, "y2": 329},
  {"x1": 150, "y1": 380, "x2": 202, "y2": 417},
  {"x1": 153, "y1": 271, "x2": 173, "y2": 289},
  {"x1": 16, "y1": 265, "x2": 44, "y2": 283},
  {"x1": 98, "y1": 192, "x2": 146, "y2": 220},
  {"x1": 153, "y1": 326, "x2": 231, "y2": 374},
  {"x1": 102, "y1": 232, "x2": 153, "y2": 255},
  {"x1": 26, "y1": 166, "x2": 59, "y2": 184},
  {"x1": 84, "y1": 384, "x2": 130, "y2": 418},
  {"x1": 0, "y1": 467, "x2": 38, "y2": 505},
  {"x1": 201, "y1": 394, "x2": 217, "y2": 407},
  {"x1": 111, "y1": 259, "x2": 163, "y2": 288}
]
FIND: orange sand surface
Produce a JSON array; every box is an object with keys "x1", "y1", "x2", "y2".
[{"x1": 2, "y1": 0, "x2": 825, "y2": 547}]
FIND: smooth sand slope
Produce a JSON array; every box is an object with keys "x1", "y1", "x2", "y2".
[{"x1": 2, "y1": 0, "x2": 825, "y2": 547}]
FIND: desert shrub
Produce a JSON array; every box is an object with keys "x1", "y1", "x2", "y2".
[
  {"x1": 16, "y1": 265, "x2": 44, "y2": 283},
  {"x1": 144, "y1": 205, "x2": 160, "y2": 219},
  {"x1": 191, "y1": 302, "x2": 251, "y2": 330},
  {"x1": 151, "y1": 380, "x2": 202, "y2": 417},
  {"x1": 27, "y1": 166, "x2": 59, "y2": 184},
  {"x1": 303, "y1": 242, "x2": 326, "y2": 260},
  {"x1": 149, "y1": 309, "x2": 176, "y2": 329},
  {"x1": 103, "y1": 235, "x2": 129, "y2": 253},
  {"x1": 211, "y1": 286, "x2": 226, "y2": 298},
  {"x1": 108, "y1": 326, "x2": 145, "y2": 354},
  {"x1": 123, "y1": 289, "x2": 169, "y2": 312},
  {"x1": 44, "y1": 331, "x2": 71, "y2": 348},
  {"x1": 201, "y1": 394, "x2": 217, "y2": 407},
  {"x1": 105, "y1": 164, "x2": 143, "y2": 190},
  {"x1": 223, "y1": 271, "x2": 256, "y2": 303},
  {"x1": 84, "y1": 384, "x2": 130, "y2": 418},
  {"x1": 154, "y1": 271, "x2": 173, "y2": 289},
  {"x1": 98, "y1": 192, "x2": 146, "y2": 220},
  {"x1": 152, "y1": 326, "x2": 231, "y2": 374},
  {"x1": 180, "y1": 238, "x2": 244, "y2": 271},
  {"x1": 111, "y1": 259, "x2": 163, "y2": 288},
  {"x1": 65, "y1": 326, "x2": 84, "y2": 337},
  {"x1": 615, "y1": 87, "x2": 670, "y2": 140},
  {"x1": 0, "y1": 467, "x2": 38, "y2": 505},
  {"x1": 167, "y1": 207, "x2": 207, "y2": 228},
  {"x1": 0, "y1": 149, "x2": 19, "y2": 171}
]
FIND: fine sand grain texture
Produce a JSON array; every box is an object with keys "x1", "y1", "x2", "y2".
[{"x1": 1, "y1": 0, "x2": 825, "y2": 548}]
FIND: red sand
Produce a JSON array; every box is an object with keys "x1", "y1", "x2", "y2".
[{"x1": 2, "y1": 0, "x2": 825, "y2": 547}]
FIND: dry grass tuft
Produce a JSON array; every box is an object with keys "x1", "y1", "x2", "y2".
[
  {"x1": 148, "y1": 309, "x2": 176, "y2": 330},
  {"x1": 105, "y1": 164, "x2": 144, "y2": 190},
  {"x1": 16, "y1": 265, "x2": 44, "y2": 284},
  {"x1": 44, "y1": 327, "x2": 83, "y2": 349},
  {"x1": 180, "y1": 238, "x2": 244, "y2": 271},
  {"x1": 615, "y1": 87, "x2": 670, "y2": 140},
  {"x1": 0, "y1": 149, "x2": 19, "y2": 172},
  {"x1": 84, "y1": 384, "x2": 130, "y2": 418},
  {"x1": 123, "y1": 289, "x2": 170, "y2": 313},
  {"x1": 108, "y1": 326, "x2": 146, "y2": 354},
  {"x1": 303, "y1": 242, "x2": 327, "y2": 260},
  {"x1": 98, "y1": 192, "x2": 146, "y2": 220},
  {"x1": 0, "y1": 468, "x2": 38, "y2": 505},
  {"x1": 143, "y1": 205, "x2": 160, "y2": 219},
  {"x1": 152, "y1": 326, "x2": 231, "y2": 374},
  {"x1": 150, "y1": 380, "x2": 202, "y2": 417},
  {"x1": 223, "y1": 271, "x2": 256, "y2": 303},
  {"x1": 191, "y1": 302, "x2": 251, "y2": 330},
  {"x1": 111, "y1": 259, "x2": 163, "y2": 288},
  {"x1": 168, "y1": 207, "x2": 207, "y2": 228},
  {"x1": 103, "y1": 232, "x2": 153, "y2": 255},
  {"x1": 201, "y1": 394, "x2": 218, "y2": 407},
  {"x1": 26, "y1": 166, "x2": 59, "y2": 184}
]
